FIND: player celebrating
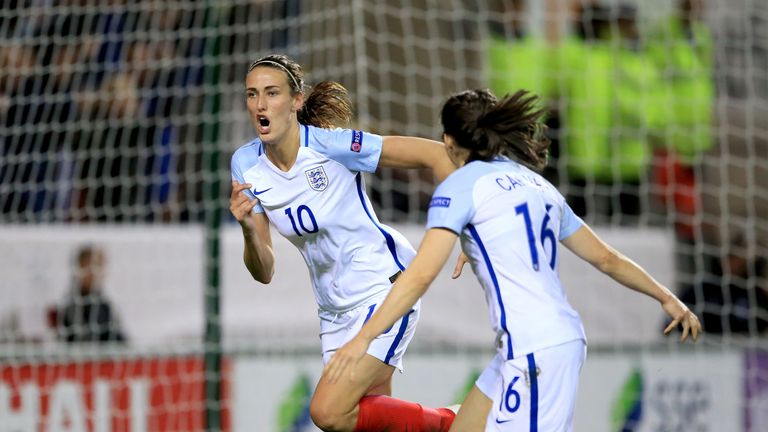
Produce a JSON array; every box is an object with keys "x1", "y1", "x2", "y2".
[
  {"x1": 323, "y1": 89, "x2": 701, "y2": 431},
  {"x1": 230, "y1": 54, "x2": 457, "y2": 431}
]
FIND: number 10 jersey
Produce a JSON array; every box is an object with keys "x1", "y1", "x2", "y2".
[{"x1": 231, "y1": 124, "x2": 416, "y2": 314}]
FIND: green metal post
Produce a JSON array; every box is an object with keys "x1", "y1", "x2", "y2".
[{"x1": 202, "y1": 3, "x2": 223, "y2": 431}]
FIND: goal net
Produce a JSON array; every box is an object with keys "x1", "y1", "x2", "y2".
[{"x1": 0, "y1": 0, "x2": 766, "y2": 430}]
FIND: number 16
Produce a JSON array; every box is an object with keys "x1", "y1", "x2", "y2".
[{"x1": 514, "y1": 202, "x2": 557, "y2": 271}]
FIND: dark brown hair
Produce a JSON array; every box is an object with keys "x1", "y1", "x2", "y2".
[
  {"x1": 440, "y1": 89, "x2": 549, "y2": 170},
  {"x1": 248, "y1": 54, "x2": 353, "y2": 129},
  {"x1": 299, "y1": 80, "x2": 352, "y2": 129}
]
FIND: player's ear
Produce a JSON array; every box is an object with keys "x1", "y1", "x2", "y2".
[{"x1": 292, "y1": 92, "x2": 304, "y2": 113}]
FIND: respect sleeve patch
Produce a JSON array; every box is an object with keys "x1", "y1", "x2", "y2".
[
  {"x1": 429, "y1": 196, "x2": 451, "y2": 208},
  {"x1": 350, "y1": 130, "x2": 363, "y2": 152}
]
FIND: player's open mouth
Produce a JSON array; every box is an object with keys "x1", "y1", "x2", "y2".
[{"x1": 257, "y1": 116, "x2": 271, "y2": 134}]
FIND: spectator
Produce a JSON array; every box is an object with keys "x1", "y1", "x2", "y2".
[
  {"x1": 71, "y1": 71, "x2": 161, "y2": 221},
  {"x1": 647, "y1": 0, "x2": 714, "y2": 169},
  {"x1": 646, "y1": 0, "x2": 716, "y2": 287},
  {"x1": 125, "y1": 39, "x2": 180, "y2": 216},
  {"x1": 0, "y1": 42, "x2": 77, "y2": 220},
  {"x1": 485, "y1": 0, "x2": 561, "y2": 182},
  {"x1": 679, "y1": 235, "x2": 768, "y2": 335},
  {"x1": 56, "y1": 245, "x2": 126, "y2": 343},
  {"x1": 555, "y1": 3, "x2": 658, "y2": 223},
  {"x1": 485, "y1": 0, "x2": 555, "y2": 103}
]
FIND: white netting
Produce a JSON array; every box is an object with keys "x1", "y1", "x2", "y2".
[{"x1": 1, "y1": 0, "x2": 767, "y2": 430}]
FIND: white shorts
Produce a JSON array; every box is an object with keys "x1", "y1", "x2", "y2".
[
  {"x1": 319, "y1": 294, "x2": 421, "y2": 372},
  {"x1": 476, "y1": 339, "x2": 586, "y2": 432}
]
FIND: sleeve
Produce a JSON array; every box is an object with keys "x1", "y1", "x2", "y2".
[
  {"x1": 310, "y1": 127, "x2": 383, "y2": 173},
  {"x1": 425, "y1": 176, "x2": 475, "y2": 235},
  {"x1": 558, "y1": 202, "x2": 584, "y2": 240},
  {"x1": 230, "y1": 147, "x2": 265, "y2": 213},
  {"x1": 230, "y1": 151, "x2": 247, "y2": 184}
]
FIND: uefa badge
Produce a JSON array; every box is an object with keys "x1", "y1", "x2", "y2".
[
  {"x1": 350, "y1": 130, "x2": 363, "y2": 152},
  {"x1": 305, "y1": 166, "x2": 329, "y2": 191}
]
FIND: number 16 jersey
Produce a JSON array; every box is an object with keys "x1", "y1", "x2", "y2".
[{"x1": 427, "y1": 157, "x2": 587, "y2": 360}]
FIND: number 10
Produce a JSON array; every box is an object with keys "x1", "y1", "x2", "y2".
[{"x1": 285, "y1": 205, "x2": 319, "y2": 236}]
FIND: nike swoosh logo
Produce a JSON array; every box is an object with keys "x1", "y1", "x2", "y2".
[
  {"x1": 252, "y1": 188, "x2": 272, "y2": 196},
  {"x1": 495, "y1": 418, "x2": 512, "y2": 424}
]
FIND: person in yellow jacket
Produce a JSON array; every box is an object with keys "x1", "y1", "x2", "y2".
[
  {"x1": 646, "y1": 0, "x2": 714, "y2": 165},
  {"x1": 484, "y1": 0, "x2": 559, "y2": 181},
  {"x1": 485, "y1": 0, "x2": 556, "y2": 102},
  {"x1": 554, "y1": 3, "x2": 660, "y2": 221},
  {"x1": 646, "y1": 0, "x2": 716, "y2": 296},
  {"x1": 645, "y1": 0, "x2": 714, "y2": 240}
]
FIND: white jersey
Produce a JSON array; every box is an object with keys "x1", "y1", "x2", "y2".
[
  {"x1": 427, "y1": 157, "x2": 586, "y2": 360},
  {"x1": 231, "y1": 124, "x2": 416, "y2": 313}
]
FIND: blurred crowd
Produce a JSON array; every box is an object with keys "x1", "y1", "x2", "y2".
[
  {"x1": 0, "y1": 0, "x2": 205, "y2": 222},
  {"x1": 487, "y1": 0, "x2": 713, "y2": 225},
  {"x1": 484, "y1": 0, "x2": 766, "y2": 335}
]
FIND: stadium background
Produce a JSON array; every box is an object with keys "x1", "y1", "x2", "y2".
[{"x1": 0, "y1": 0, "x2": 766, "y2": 430}]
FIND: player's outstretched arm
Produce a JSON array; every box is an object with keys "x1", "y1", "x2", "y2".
[
  {"x1": 230, "y1": 180, "x2": 275, "y2": 283},
  {"x1": 379, "y1": 136, "x2": 457, "y2": 182},
  {"x1": 561, "y1": 224, "x2": 702, "y2": 342},
  {"x1": 323, "y1": 228, "x2": 458, "y2": 383}
]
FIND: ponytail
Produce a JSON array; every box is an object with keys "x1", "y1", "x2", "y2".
[
  {"x1": 480, "y1": 91, "x2": 549, "y2": 170},
  {"x1": 441, "y1": 89, "x2": 549, "y2": 170},
  {"x1": 298, "y1": 81, "x2": 353, "y2": 129}
]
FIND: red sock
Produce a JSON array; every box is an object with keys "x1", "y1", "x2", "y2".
[{"x1": 354, "y1": 395, "x2": 455, "y2": 432}]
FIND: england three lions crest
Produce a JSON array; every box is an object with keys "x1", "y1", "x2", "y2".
[{"x1": 305, "y1": 166, "x2": 329, "y2": 191}]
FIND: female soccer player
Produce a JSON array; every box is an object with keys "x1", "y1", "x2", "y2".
[
  {"x1": 322, "y1": 89, "x2": 702, "y2": 431},
  {"x1": 229, "y1": 54, "x2": 457, "y2": 432}
]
